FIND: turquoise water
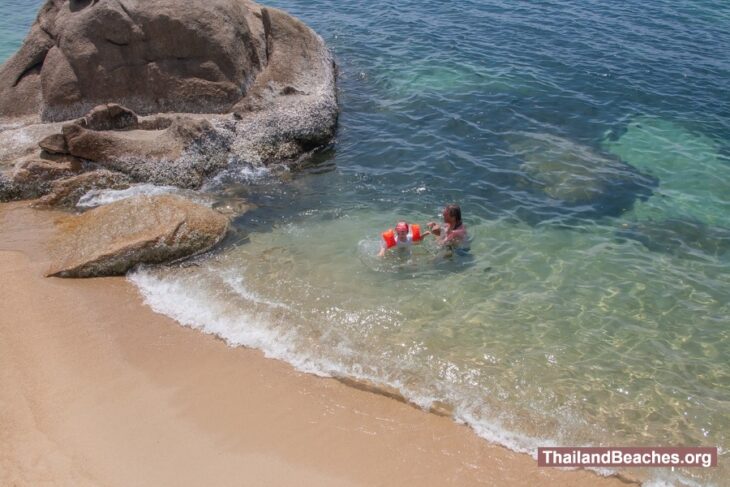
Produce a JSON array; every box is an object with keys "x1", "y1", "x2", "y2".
[
  {"x1": 4, "y1": 1, "x2": 730, "y2": 485},
  {"x1": 0, "y1": 1, "x2": 38, "y2": 62}
]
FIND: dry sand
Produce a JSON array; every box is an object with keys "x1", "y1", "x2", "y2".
[{"x1": 0, "y1": 201, "x2": 634, "y2": 486}]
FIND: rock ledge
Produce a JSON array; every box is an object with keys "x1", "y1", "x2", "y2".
[{"x1": 48, "y1": 194, "x2": 229, "y2": 277}]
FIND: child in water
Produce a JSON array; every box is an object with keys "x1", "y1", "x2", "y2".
[
  {"x1": 378, "y1": 221, "x2": 423, "y2": 257},
  {"x1": 378, "y1": 204, "x2": 467, "y2": 258}
]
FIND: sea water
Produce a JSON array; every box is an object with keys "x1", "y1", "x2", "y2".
[{"x1": 3, "y1": 1, "x2": 729, "y2": 484}]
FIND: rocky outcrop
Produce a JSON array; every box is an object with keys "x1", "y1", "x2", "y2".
[
  {"x1": 225, "y1": 7, "x2": 338, "y2": 165},
  {"x1": 82, "y1": 103, "x2": 139, "y2": 131},
  {"x1": 47, "y1": 194, "x2": 229, "y2": 277},
  {"x1": 1, "y1": 0, "x2": 267, "y2": 120},
  {"x1": 13, "y1": 157, "x2": 80, "y2": 184},
  {"x1": 0, "y1": 173, "x2": 18, "y2": 201},
  {"x1": 0, "y1": 0, "x2": 337, "y2": 203},
  {"x1": 38, "y1": 133, "x2": 68, "y2": 154},
  {"x1": 3, "y1": 156, "x2": 83, "y2": 200},
  {"x1": 35, "y1": 169, "x2": 132, "y2": 207},
  {"x1": 58, "y1": 110, "x2": 230, "y2": 188}
]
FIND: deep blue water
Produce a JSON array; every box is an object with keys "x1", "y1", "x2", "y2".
[
  {"x1": 3, "y1": 1, "x2": 730, "y2": 485},
  {"x1": 203, "y1": 0, "x2": 730, "y2": 237}
]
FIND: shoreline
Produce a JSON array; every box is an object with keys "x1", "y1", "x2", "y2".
[{"x1": 0, "y1": 201, "x2": 634, "y2": 486}]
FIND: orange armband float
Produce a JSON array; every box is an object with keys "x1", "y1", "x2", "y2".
[
  {"x1": 382, "y1": 229, "x2": 397, "y2": 248},
  {"x1": 410, "y1": 224, "x2": 422, "y2": 242}
]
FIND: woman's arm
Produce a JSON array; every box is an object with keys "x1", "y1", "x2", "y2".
[{"x1": 443, "y1": 227, "x2": 466, "y2": 245}]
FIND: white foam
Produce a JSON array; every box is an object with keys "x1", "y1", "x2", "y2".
[
  {"x1": 76, "y1": 184, "x2": 217, "y2": 209},
  {"x1": 128, "y1": 267, "x2": 330, "y2": 377},
  {"x1": 127, "y1": 264, "x2": 704, "y2": 487},
  {"x1": 458, "y1": 409, "x2": 549, "y2": 456},
  {"x1": 234, "y1": 164, "x2": 276, "y2": 182},
  {"x1": 204, "y1": 163, "x2": 277, "y2": 189},
  {"x1": 77, "y1": 184, "x2": 180, "y2": 208},
  {"x1": 128, "y1": 264, "x2": 566, "y2": 468},
  {"x1": 643, "y1": 473, "x2": 710, "y2": 487},
  {"x1": 220, "y1": 270, "x2": 293, "y2": 311}
]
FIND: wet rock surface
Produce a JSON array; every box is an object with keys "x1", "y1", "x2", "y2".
[
  {"x1": 47, "y1": 194, "x2": 230, "y2": 277},
  {"x1": 35, "y1": 169, "x2": 132, "y2": 208}
]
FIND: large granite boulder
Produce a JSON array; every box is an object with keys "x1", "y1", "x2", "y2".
[
  {"x1": 47, "y1": 194, "x2": 229, "y2": 277},
  {"x1": 1, "y1": 0, "x2": 267, "y2": 120},
  {"x1": 0, "y1": 0, "x2": 337, "y2": 201}
]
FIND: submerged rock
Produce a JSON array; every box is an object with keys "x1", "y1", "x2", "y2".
[
  {"x1": 507, "y1": 132, "x2": 655, "y2": 218},
  {"x1": 603, "y1": 118, "x2": 730, "y2": 259},
  {"x1": 382, "y1": 59, "x2": 535, "y2": 98},
  {"x1": 47, "y1": 194, "x2": 229, "y2": 277},
  {"x1": 0, "y1": 0, "x2": 337, "y2": 200},
  {"x1": 617, "y1": 218, "x2": 730, "y2": 258},
  {"x1": 603, "y1": 116, "x2": 730, "y2": 227}
]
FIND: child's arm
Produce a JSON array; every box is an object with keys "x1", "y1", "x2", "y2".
[{"x1": 426, "y1": 222, "x2": 441, "y2": 236}]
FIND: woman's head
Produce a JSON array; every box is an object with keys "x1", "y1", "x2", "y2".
[{"x1": 443, "y1": 204, "x2": 462, "y2": 226}]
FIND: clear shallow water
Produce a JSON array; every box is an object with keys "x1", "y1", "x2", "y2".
[{"x1": 4, "y1": 1, "x2": 730, "y2": 485}]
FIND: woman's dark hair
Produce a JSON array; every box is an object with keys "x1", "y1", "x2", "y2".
[{"x1": 445, "y1": 204, "x2": 462, "y2": 226}]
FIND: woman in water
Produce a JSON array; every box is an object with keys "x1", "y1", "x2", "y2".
[{"x1": 426, "y1": 204, "x2": 468, "y2": 253}]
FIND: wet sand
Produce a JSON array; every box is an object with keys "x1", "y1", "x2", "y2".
[{"x1": 0, "y1": 201, "x2": 633, "y2": 486}]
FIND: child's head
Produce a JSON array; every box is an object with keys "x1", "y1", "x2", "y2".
[{"x1": 395, "y1": 221, "x2": 409, "y2": 239}]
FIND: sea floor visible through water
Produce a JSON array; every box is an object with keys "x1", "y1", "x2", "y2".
[{"x1": 3, "y1": 0, "x2": 730, "y2": 485}]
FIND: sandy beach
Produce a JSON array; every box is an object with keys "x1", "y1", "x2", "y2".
[{"x1": 0, "y1": 201, "x2": 633, "y2": 486}]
